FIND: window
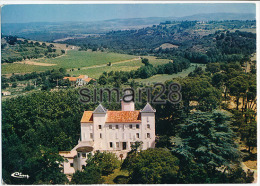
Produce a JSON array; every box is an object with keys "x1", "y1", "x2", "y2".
[
  {"x1": 147, "y1": 133, "x2": 150, "y2": 138},
  {"x1": 82, "y1": 165, "x2": 86, "y2": 170},
  {"x1": 110, "y1": 142, "x2": 113, "y2": 148},
  {"x1": 90, "y1": 133, "x2": 93, "y2": 139},
  {"x1": 109, "y1": 125, "x2": 112, "y2": 129},
  {"x1": 130, "y1": 124, "x2": 133, "y2": 129},
  {"x1": 147, "y1": 124, "x2": 150, "y2": 129},
  {"x1": 116, "y1": 125, "x2": 119, "y2": 129},
  {"x1": 77, "y1": 153, "x2": 80, "y2": 158},
  {"x1": 82, "y1": 153, "x2": 86, "y2": 158},
  {"x1": 123, "y1": 142, "x2": 127, "y2": 150},
  {"x1": 99, "y1": 125, "x2": 102, "y2": 129},
  {"x1": 116, "y1": 142, "x2": 120, "y2": 148},
  {"x1": 70, "y1": 163, "x2": 74, "y2": 167},
  {"x1": 100, "y1": 133, "x2": 102, "y2": 138},
  {"x1": 136, "y1": 124, "x2": 140, "y2": 129},
  {"x1": 136, "y1": 133, "x2": 140, "y2": 138}
]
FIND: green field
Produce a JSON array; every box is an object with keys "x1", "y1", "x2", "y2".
[
  {"x1": 69, "y1": 56, "x2": 171, "y2": 78},
  {"x1": 1, "y1": 51, "x2": 171, "y2": 78},
  {"x1": 2, "y1": 49, "x2": 204, "y2": 84},
  {"x1": 1, "y1": 50, "x2": 137, "y2": 75},
  {"x1": 135, "y1": 63, "x2": 206, "y2": 84}
]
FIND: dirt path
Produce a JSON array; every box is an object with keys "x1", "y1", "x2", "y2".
[
  {"x1": 14, "y1": 60, "x2": 57, "y2": 66},
  {"x1": 67, "y1": 57, "x2": 141, "y2": 71},
  {"x1": 241, "y1": 162, "x2": 257, "y2": 183}
]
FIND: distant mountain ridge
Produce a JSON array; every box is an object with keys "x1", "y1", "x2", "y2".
[
  {"x1": 1, "y1": 13, "x2": 255, "y2": 42},
  {"x1": 177, "y1": 13, "x2": 255, "y2": 21}
]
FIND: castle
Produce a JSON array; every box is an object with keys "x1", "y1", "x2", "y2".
[{"x1": 59, "y1": 100, "x2": 156, "y2": 175}]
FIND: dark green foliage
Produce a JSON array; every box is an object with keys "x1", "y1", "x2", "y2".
[
  {"x1": 97, "y1": 57, "x2": 190, "y2": 85},
  {"x1": 71, "y1": 166, "x2": 103, "y2": 184},
  {"x1": 86, "y1": 151, "x2": 120, "y2": 176},
  {"x1": 124, "y1": 148, "x2": 179, "y2": 184},
  {"x1": 2, "y1": 82, "x2": 9, "y2": 89},
  {"x1": 171, "y1": 111, "x2": 241, "y2": 170},
  {"x1": 2, "y1": 89, "x2": 96, "y2": 184},
  {"x1": 176, "y1": 76, "x2": 222, "y2": 112}
]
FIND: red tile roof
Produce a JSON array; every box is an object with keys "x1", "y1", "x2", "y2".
[
  {"x1": 80, "y1": 111, "x2": 141, "y2": 123},
  {"x1": 78, "y1": 75, "x2": 86, "y2": 79},
  {"x1": 63, "y1": 77, "x2": 77, "y2": 81},
  {"x1": 81, "y1": 111, "x2": 94, "y2": 123},
  {"x1": 84, "y1": 78, "x2": 95, "y2": 82},
  {"x1": 106, "y1": 111, "x2": 141, "y2": 123}
]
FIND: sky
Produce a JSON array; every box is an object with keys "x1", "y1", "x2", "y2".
[{"x1": 1, "y1": 3, "x2": 256, "y2": 23}]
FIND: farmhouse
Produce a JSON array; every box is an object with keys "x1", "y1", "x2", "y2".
[
  {"x1": 59, "y1": 100, "x2": 156, "y2": 175},
  {"x1": 63, "y1": 75, "x2": 95, "y2": 86},
  {"x1": 2, "y1": 91, "x2": 11, "y2": 96}
]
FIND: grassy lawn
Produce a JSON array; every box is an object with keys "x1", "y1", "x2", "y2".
[
  {"x1": 102, "y1": 169, "x2": 129, "y2": 184},
  {"x1": 135, "y1": 63, "x2": 206, "y2": 84}
]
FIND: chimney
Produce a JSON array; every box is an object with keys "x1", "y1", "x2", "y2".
[{"x1": 121, "y1": 90, "x2": 135, "y2": 111}]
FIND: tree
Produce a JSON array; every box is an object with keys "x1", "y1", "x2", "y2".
[
  {"x1": 12, "y1": 82, "x2": 17, "y2": 88},
  {"x1": 2, "y1": 83, "x2": 9, "y2": 89},
  {"x1": 98, "y1": 75, "x2": 107, "y2": 85},
  {"x1": 177, "y1": 76, "x2": 221, "y2": 113},
  {"x1": 228, "y1": 75, "x2": 249, "y2": 110},
  {"x1": 171, "y1": 111, "x2": 241, "y2": 176},
  {"x1": 141, "y1": 58, "x2": 150, "y2": 66},
  {"x1": 71, "y1": 165, "x2": 103, "y2": 184},
  {"x1": 86, "y1": 151, "x2": 120, "y2": 176},
  {"x1": 206, "y1": 63, "x2": 221, "y2": 74},
  {"x1": 124, "y1": 148, "x2": 179, "y2": 184}
]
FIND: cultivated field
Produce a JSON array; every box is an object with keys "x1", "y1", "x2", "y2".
[
  {"x1": 135, "y1": 63, "x2": 206, "y2": 84},
  {"x1": 2, "y1": 50, "x2": 173, "y2": 79},
  {"x1": 1, "y1": 50, "x2": 138, "y2": 75},
  {"x1": 69, "y1": 56, "x2": 171, "y2": 78}
]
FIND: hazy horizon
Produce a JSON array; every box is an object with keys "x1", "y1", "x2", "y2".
[{"x1": 1, "y1": 3, "x2": 256, "y2": 24}]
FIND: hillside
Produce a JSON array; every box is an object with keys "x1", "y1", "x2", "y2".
[
  {"x1": 1, "y1": 13, "x2": 255, "y2": 42},
  {"x1": 63, "y1": 20, "x2": 256, "y2": 63},
  {"x1": 1, "y1": 36, "x2": 78, "y2": 64}
]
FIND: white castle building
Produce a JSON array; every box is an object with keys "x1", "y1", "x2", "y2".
[{"x1": 59, "y1": 100, "x2": 156, "y2": 175}]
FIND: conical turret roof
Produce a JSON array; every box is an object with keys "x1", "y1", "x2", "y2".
[
  {"x1": 140, "y1": 103, "x2": 156, "y2": 113},
  {"x1": 93, "y1": 104, "x2": 107, "y2": 113}
]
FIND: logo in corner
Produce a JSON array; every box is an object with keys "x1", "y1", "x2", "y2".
[{"x1": 11, "y1": 172, "x2": 29, "y2": 179}]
